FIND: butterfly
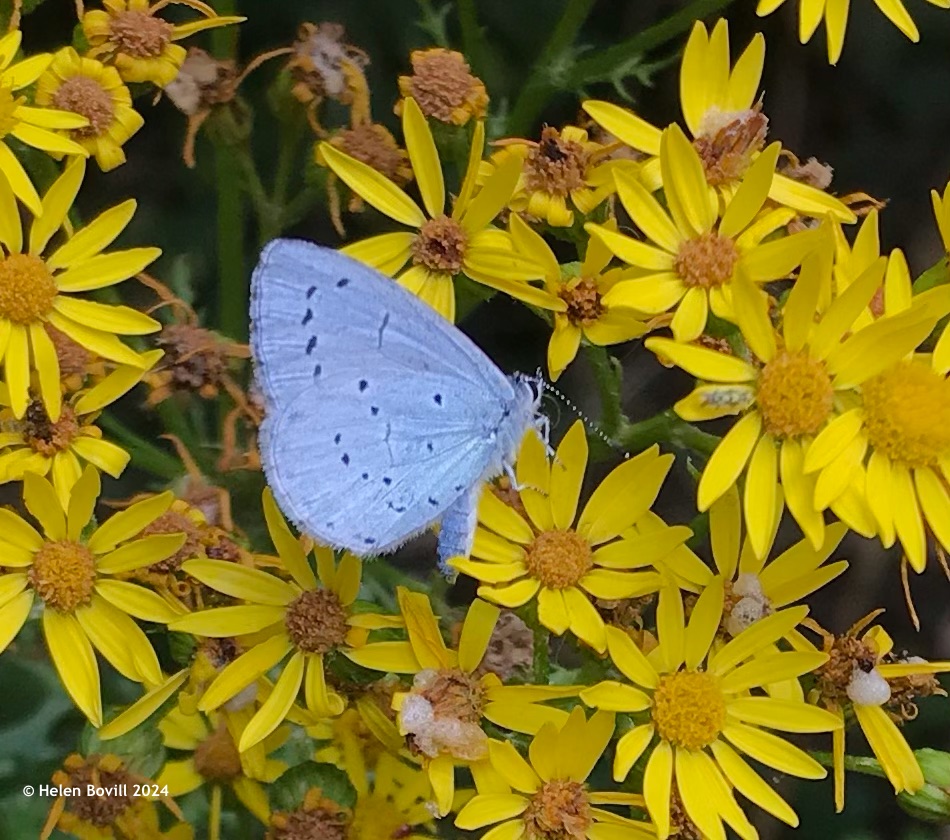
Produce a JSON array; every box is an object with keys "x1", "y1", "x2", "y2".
[{"x1": 250, "y1": 238, "x2": 542, "y2": 567}]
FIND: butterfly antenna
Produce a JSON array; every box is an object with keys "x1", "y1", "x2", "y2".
[{"x1": 534, "y1": 368, "x2": 629, "y2": 459}]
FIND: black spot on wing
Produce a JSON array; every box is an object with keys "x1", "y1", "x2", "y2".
[
  {"x1": 371, "y1": 406, "x2": 379, "y2": 416},
  {"x1": 337, "y1": 277, "x2": 350, "y2": 288},
  {"x1": 334, "y1": 433, "x2": 341, "y2": 444},
  {"x1": 302, "y1": 308, "x2": 313, "y2": 326},
  {"x1": 359, "y1": 379, "x2": 368, "y2": 392},
  {"x1": 433, "y1": 393, "x2": 443, "y2": 406},
  {"x1": 383, "y1": 477, "x2": 392, "y2": 485},
  {"x1": 341, "y1": 453, "x2": 350, "y2": 465},
  {"x1": 428, "y1": 497, "x2": 439, "y2": 506},
  {"x1": 426, "y1": 441, "x2": 433, "y2": 453},
  {"x1": 377, "y1": 312, "x2": 389, "y2": 349},
  {"x1": 306, "y1": 336, "x2": 316, "y2": 355},
  {"x1": 306, "y1": 285, "x2": 317, "y2": 298},
  {"x1": 314, "y1": 364, "x2": 322, "y2": 377}
]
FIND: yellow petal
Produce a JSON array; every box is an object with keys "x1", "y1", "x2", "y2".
[
  {"x1": 181, "y1": 559, "x2": 298, "y2": 605},
  {"x1": 43, "y1": 608, "x2": 102, "y2": 725},
  {"x1": 645, "y1": 337, "x2": 756, "y2": 382},
  {"x1": 401, "y1": 96, "x2": 444, "y2": 218},
  {"x1": 550, "y1": 420, "x2": 588, "y2": 530},
  {"x1": 199, "y1": 634, "x2": 293, "y2": 711},
  {"x1": 239, "y1": 651, "x2": 305, "y2": 751},
  {"x1": 697, "y1": 412, "x2": 763, "y2": 511},
  {"x1": 582, "y1": 100, "x2": 662, "y2": 156}
]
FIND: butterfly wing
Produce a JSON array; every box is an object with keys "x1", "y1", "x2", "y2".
[{"x1": 251, "y1": 239, "x2": 524, "y2": 553}]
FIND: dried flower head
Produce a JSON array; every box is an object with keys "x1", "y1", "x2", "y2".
[{"x1": 396, "y1": 48, "x2": 488, "y2": 125}]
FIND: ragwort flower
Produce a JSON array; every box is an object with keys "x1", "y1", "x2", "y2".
[
  {"x1": 82, "y1": 0, "x2": 246, "y2": 88},
  {"x1": 0, "y1": 157, "x2": 160, "y2": 420},
  {"x1": 756, "y1": 0, "x2": 950, "y2": 65},
  {"x1": 647, "y1": 244, "x2": 950, "y2": 555},
  {"x1": 581, "y1": 584, "x2": 839, "y2": 839},
  {"x1": 805, "y1": 612, "x2": 950, "y2": 810},
  {"x1": 451, "y1": 421, "x2": 681, "y2": 654},
  {"x1": 510, "y1": 214, "x2": 649, "y2": 381},
  {"x1": 169, "y1": 489, "x2": 398, "y2": 751},
  {"x1": 589, "y1": 130, "x2": 822, "y2": 342},
  {"x1": 0, "y1": 31, "x2": 90, "y2": 214},
  {"x1": 395, "y1": 48, "x2": 488, "y2": 126},
  {"x1": 455, "y1": 707, "x2": 655, "y2": 840},
  {"x1": 348, "y1": 751, "x2": 441, "y2": 840},
  {"x1": 583, "y1": 20, "x2": 854, "y2": 221},
  {"x1": 345, "y1": 587, "x2": 579, "y2": 816},
  {"x1": 0, "y1": 466, "x2": 183, "y2": 726},
  {"x1": 35, "y1": 46, "x2": 144, "y2": 171},
  {"x1": 319, "y1": 97, "x2": 556, "y2": 322}
]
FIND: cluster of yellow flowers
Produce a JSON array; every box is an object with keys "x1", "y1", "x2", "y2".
[{"x1": 1, "y1": 2, "x2": 949, "y2": 840}]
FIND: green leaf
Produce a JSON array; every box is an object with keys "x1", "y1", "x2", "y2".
[{"x1": 268, "y1": 762, "x2": 357, "y2": 812}]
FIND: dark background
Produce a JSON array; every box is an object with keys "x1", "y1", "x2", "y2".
[{"x1": 6, "y1": 1, "x2": 950, "y2": 837}]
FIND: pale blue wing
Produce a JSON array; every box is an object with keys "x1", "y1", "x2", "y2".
[{"x1": 250, "y1": 239, "x2": 531, "y2": 554}]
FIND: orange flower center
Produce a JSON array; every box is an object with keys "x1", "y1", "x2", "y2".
[
  {"x1": 141, "y1": 508, "x2": 203, "y2": 573},
  {"x1": 284, "y1": 588, "x2": 349, "y2": 654},
  {"x1": 57, "y1": 754, "x2": 135, "y2": 827},
  {"x1": 24, "y1": 400, "x2": 80, "y2": 456},
  {"x1": 110, "y1": 10, "x2": 173, "y2": 58},
  {"x1": 560, "y1": 277, "x2": 604, "y2": 327},
  {"x1": 0, "y1": 254, "x2": 58, "y2": 324},
  {"x1": 861, "y1": 360, "x2": 950, "y2": 468},
  {"x1": 693, "y1": 106, "x2": 769, "y2": 187},
  {"x1": 0, "y1": 85, "x2": 25, "y2": 138},
  {"x1": 524, "y1": 126, "x2": 588, "y2": 197},
  {"x1": 28, "y1": 540, "x2": 97, "y2": 613},
  {"x1": 674, "y1": 232, "x2": 739, "y2": 289},
  {"x1": 411, "y1": 215, "x2": 468, "y2": 274},
  {"x1": 405, "y1": 48, "x2": 486, "y2": 124},
  {"x1": 51, "y1": 75, "x2": 114, "y2": 137},
  {"x1": 193, "y1": 723, "x2": 243, "y2": 782},
  {"x1": 756, "y1": 350, "x2": 834, "y2": 439},
  {"x1": 652, "y1": 671, "x2": 725, "y2": 750},
  {"x1": 525, "y1": 529, "x2": 593, "y2": 589},
  {"x1": 522, "y1": 779, "x2": 591, "y2": 840}
]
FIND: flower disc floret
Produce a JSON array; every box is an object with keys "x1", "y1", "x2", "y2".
[
  {"x1": 192, "y1": 724, "x2": 243, "y2": 782},
  {"x1": 861, "y1": 360, "x2": 950, "y2": 467},
  {"x1": 417, "y1": 667, "x2": 485, "y2": 724},
  {"x1": 674, "y1": 232, "x2": 739, "y2": 289},
  {"x1": 24, "y1": 400, "x2": 80, "y2": 456},
  {"x1": 0, "y1": 254, "x2": 58, "y2": 323},
  {"x1": 110, "y1": 11, "x2": 174, "y2": 58},
  {"x1": 756, "y1": 350, "x2": 834, "y2": 438},
  {"x1": 522, "y1": 778, "x2": 591, "y2": 840},
  {"x1": 51, "y1": 75, "x2": 116, "y2": 137},
  {"x1": 651, "y1": 671, "x2": 726, "y2": 751},
  {"x1": 561, "y1": 277, "x2": 605, "y2": 327},
  {"x1": 524, "y1": 529, "x2": 594, "y2": 589},
  {"x1": 284, "y1": 588, "x2": 349, "y2": 654},
  {"x1": 28, "y1": 541, "x2": 97, "y2": 613},
  {"x1": 410, "y1": 215, "x2": 468, "y2": 274},
  {"x1": 524, "y1": 126, "x2": 589, "y2": 197}
]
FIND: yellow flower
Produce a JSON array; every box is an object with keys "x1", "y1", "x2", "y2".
[
  {"x1": 581, "y1": 584, "x2": 840, "y2": 839},
  {"x1": 0, "y1": 466, "x2": 184, "y2": 726},
  {"x1": 319, "y1": 97, "x2": 556, "y2": 322},
  {"x1": 646, "y1": 242, "x2": 949, "y2": 556},
  {"x1": 583, "y1": 20, "x2": 854, "y2": 221},
  {"x1": 589, "y1": 129, "x2": 822, "y2": 342},
  {"x1": 0, "y1": 350, "x2": 161, "y2": 506},
  {"x1": 484, "y1": 124, "x2": 626, "y2": 227},
  {"x1": 804, "y1": 612, "x2": 950, "y2": 810},
  {"x1": 157, "y1": 706, "x2": 284, "y2": 839},
  {"x1": 82, "y1": 0, "x2": 245, "y2": 88},
  {"x1": 345, "y1": 586, "x2": 580, "y2": 816},
  {"x1": 757, "y1": 0, "x2": 950, "y2": 64},
  {"x1": 349, "y1": 752, "x2": 441, "y2": 840},
  {"x1": 168, "y1": 489, "x2": 400, "y2": 751},
  {"x1": 396, "y1": 48, "x2": 488, "y2": 126},
  {"x1": 510, "y1": 214, "x2": 649, "y2": 380},
  {"x1": 452, "y1": 420, "x2": 681, "y2": 654},
  {"x1": 0, "y1": 31, "x2": 90, "y2": 214},
  {"x1": 455, "y1": 706, "x2": 655, "y2": 840},
  {"x1": 35, "y1": 46, "x2": 145, "y2": 171},
  {"x1": 0, "y1": 157, "x2": 160, "y2": 420},
  {"x1": 933, "y1": 179, "x2": 950, "y2": 255}
]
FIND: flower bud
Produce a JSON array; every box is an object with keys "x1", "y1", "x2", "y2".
[{"x1": 897, "y1": 749, "x2": 950, "y2": 823}]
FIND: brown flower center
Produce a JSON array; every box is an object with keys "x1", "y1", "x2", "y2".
[
  {"x1": 756, "y1": 350, "x2": 834, "y2": 439},
  {"x1": 0, "y1": 85, "x2": 26, "y2": 138},
  {"x1": 405, "y1": 48, "x2": 486, "y2": 124},
  {"x1": 411, "y1": 215, "x2": 468, "y2": 274},
  {"x1": 24, "y1": 401, "x2": 80, "y2": 456},
  {"x1": 814, "y1": 636, "x2": 878, "y2": 705},
  {"x1": 674, "y1": 232, "x2": 739, "y2": 289},
  {"x1": 110, "y1": 10, "x2": 173, "y2": 58},
  {"x1": 560, "y1": 276, "x2": 605, "y2": 327},
  {"x1": 51, "y1": 75, "x2": 114, "y2": 137},
  {"x1": 193, "y1": 724, "x2": 243, "y2": 782},
  {"x1": 861, "y1": 360, "x2": 950, "y2": 468},
  {"x1": 419, "y1": 667, "x2": 485, "y2": 723},
  {"x1": 156, "y1": 324, "x2": 229, "y2": 391},
  {"x1": 693, "y1": 106, "x2": 769, "y2": 187},
  {"x1": 652, "y1": 671, "x2": 725, "y2": 750},
  {"x1": 284, "y1": 588, "x2": 349, "y2": 654},
  {"x1": 0, "y1": 254, "x2": 58, "y2": 324},
  {"x1": 522, "y1": 779, "x2": 591, "y2": 840},
  {"x1": 59, "y1": 755, "x2": 135, "y2": 826},
  {"x1": 48, "y1": 324, "x2": 95, "y2": 380},
  {"x1": 141, "y1": 509, "x2": 203, "y2": 573},
  {"x1": 267, "y1": 789, "x2": 351, "y2": 840},
  {"x1": 524, "y1": 530, "x2": 593, "y2": 589},
  {"x1": 29, "y1": 541, "x2": 97, "y2": 613},
  {"x1": 403, "y1": 668, "x2": 487, "y2": 760},
  {"x1": 524, "y1": 126, "x2": 588, "y2": 197},
  {"x1": 332, "y1": 123, "x2": 410, "y2": 184}
]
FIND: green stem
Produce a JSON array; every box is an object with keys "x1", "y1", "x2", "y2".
[
  {"x1": 585, "y1": 345, "x2": 624, "y2": 440},
  {"x1": 811, "y1": 751, "x2": 887, "y2": 779},
  {"x1": 615, "y1": 410, "x2": 720, "y2": 456},
  {"x1": 270, "y1": 113, "x2": 306, "y2": 234},
  {"x1": 568, "y1": 0, "x2": 740, "y2": 87},
  {"x1": 99, "y1": 415, "x2": 183, "y2": 481},
  {"x1": 507, "y1": 0, "x2": 596, "y2": 135},
  {"x1": 457, "y1": 0, "x2": 484, "y2": 74}
]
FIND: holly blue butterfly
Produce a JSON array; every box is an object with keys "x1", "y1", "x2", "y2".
[{"x1": 250, "y1": 238, "x2": 542, "y2": 567}]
